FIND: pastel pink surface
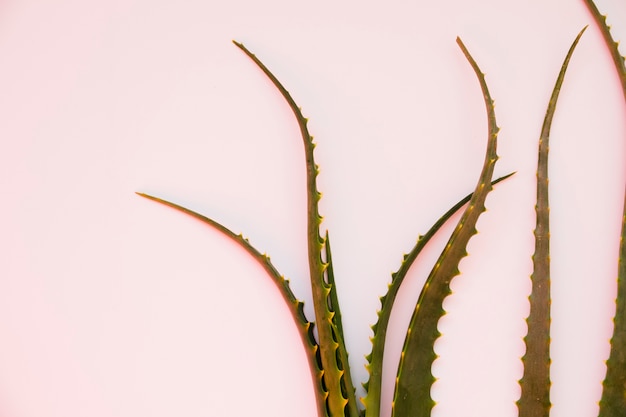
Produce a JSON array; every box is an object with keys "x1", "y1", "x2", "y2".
[{"x1": 0, "y1": 1, "x2": 624, "y2": 416}]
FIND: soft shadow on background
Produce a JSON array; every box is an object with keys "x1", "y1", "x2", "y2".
[{"x1": 0, "y1": 1, "x2": 625, "y2": 416}]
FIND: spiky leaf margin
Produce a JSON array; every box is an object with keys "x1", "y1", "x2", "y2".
[
  {"x1": 517, "y1": 26, "x2": 587, "y2": 417},
  {"x1": 324, "y1": 231, "x2": 358, "y2": 413},
  {"x1": 360, "y1": 173, "x2": 514, "y2": 417},
  {"x1": 231, "y1": 41, "x2": 359, "y2": 417},
  {"x1": 135, "y1": 192, "x2": 328, "y2": 416},
  {"x1": 581, "y1": 1, "x2": 626, "y2": 415},
  {"x1": 390, "y1": 37, "x2": 500, "y2": 417}
]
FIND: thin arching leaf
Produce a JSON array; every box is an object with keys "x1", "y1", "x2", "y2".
[
  {"x1": 581, "y1": 2, "x2": 626, "y2": 416},
  {"x1": 232, "y1": 41, "x2": 359, "y2": 417},
  {"x1": 517, "y1": 26, "x2": 587, "y2": 417},
  {"x1": 361, "y1": 172, "x2": 514, "y2": 417},
  {"x1": 135, "y1": 192, "x2": 328, "y2": 417},
  {"x1": 391, "y1": 37, "x2": 500, "y2": 417}
]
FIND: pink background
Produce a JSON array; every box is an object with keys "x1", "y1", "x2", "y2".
[{"x1": 0, "y1": 0, "x2": 625, "y2": 416}]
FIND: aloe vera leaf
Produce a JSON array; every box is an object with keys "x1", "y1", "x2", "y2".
[
  {"x1": 324, "y1": 231, "x2": 345, "y2": 341},
  {"x1": 582, "y1": 1, "x2": 626, "y2": 415},
  {"x1": 600, "y1": 192, "x2": 626, "y2": 417},
  {"x1": 135, "y1": 192, "x2": 328, "y2": 417},
  {"x1": 232, "y1": 41, "x2": 358, "y2": 417},
  {"x1": 324, "y1": 231, "x2": 358, "y2": 409},
  {"x1": 583, "y1": 0, "x2": 626, "y2": 102},
  {"x1": 516, "y1": 27, "x2": 587, "y2": 417},
  {"x1": 360, "y1": 172, "x2": 514, "y2": 417},
  {"x1": 390, "y1": 37, "x2": 499, "y2": 417}
]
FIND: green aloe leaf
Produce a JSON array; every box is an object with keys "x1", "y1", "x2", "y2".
[
  {"x1": 323, "y1": 231, "x2": 358, "y2": 411},
  {"x1": 602, "y1": 196, "x2": 626, "y2": 417},
  {"x1": 232, "y1": 41, "x2": 358, "y2": 417},
  {"x1": 361, "y1": 172, "x2": 514, "y2": 417},
  {"x1": 581, "y1": 1, "x2": 626, "y2": 415},
  {"x1": 517, "y1": 26, "x2": 587, "y2": 417},
  {"x1": 135, "y1": 192, "x2": 329, "y2": 417},
  {"x1": 583, "y1": 0, "x2": 626, "y2": 100},
  {"x1": 391, "y1": 37, "x2": 500, "y2": 417}
]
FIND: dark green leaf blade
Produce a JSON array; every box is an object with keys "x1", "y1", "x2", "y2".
[
  {"x1": 135, "y1": 192, "x2": 329, "y2": 417},
  {"x1": 391, "y1": 37, "x2": 500, "y2": 417},
  {"x1": 361, "y1": 173, "x2": 514, "y2": 417},
  {"x1": 517, "y1": 26, "x2": 587, "y2": 417}
]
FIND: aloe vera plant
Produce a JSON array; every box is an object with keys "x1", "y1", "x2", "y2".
[
  {"x1": 138, "y1": 36, "x2": 507, "y2": 416},
  {"x1": 135, "y1": 1, "x2": 625, "y2": 416}
]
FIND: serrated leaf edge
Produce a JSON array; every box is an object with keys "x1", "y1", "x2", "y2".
[
  {"x1": 361, "y1": 173, "x2": 514, "y2": 417},
  {"x1": 232, "y1": 41, "x2": 359, "y2": 417},
  {"x1": 390, "y1": 36, "x2": 500, "y2": 417},
  {"x1": 135, "y1": 192, "x2": 329, "y2": 416},
  {"x1": 581, "y1": 2, "x2": 626, "y2": 415},
  {"x1": 517, "y1": 26, "x2": 587, "y2": 417}
]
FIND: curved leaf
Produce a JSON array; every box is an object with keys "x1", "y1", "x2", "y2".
[
  {"x1": 517, "y1": 26, "x2": 587, "y2": 417},
  {"x1": 391, "y1": 37, "x2": 500, "y2": 417},
  {"x1": 361, "y1": 172, "x2": 514, "y2": 417},
  {"x1": 581, "y1": 2, "x2": 626, "y2": 416},
  {"x1": 135, "y1": 192, "x2": 328, "y2": 417},
  {"x1": 232, "y1": 41, "x2": 359, "y2": 417}
]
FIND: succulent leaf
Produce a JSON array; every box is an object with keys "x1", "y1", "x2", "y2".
[
  {"x1": 582, "y1": 1, "x2": 626, "y2": 415},
  {"x1": 232, "y1": 41, "x2": 359, "y2": 417},
  {"x1": 135, "y1": 192, "x2": 329, "y2": 417},
  {"x1": 517, "y1": 26, "x2": 587, "y2": 417},
  {"x1": 583, "y1": 0, "x2": 626, "y2": 103},
  {"x1": 391, "y1": 37, "x2": 500, "y2": 417},
  {"x1": 324, "y1": 231, "x2": 358, "y2": 407},
  {"x1": 361, "y1": 172, "x2": 514, "y2": 417},
  {"x1": 601, "y1": 194, "x2": 626, "y2": 417}
]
